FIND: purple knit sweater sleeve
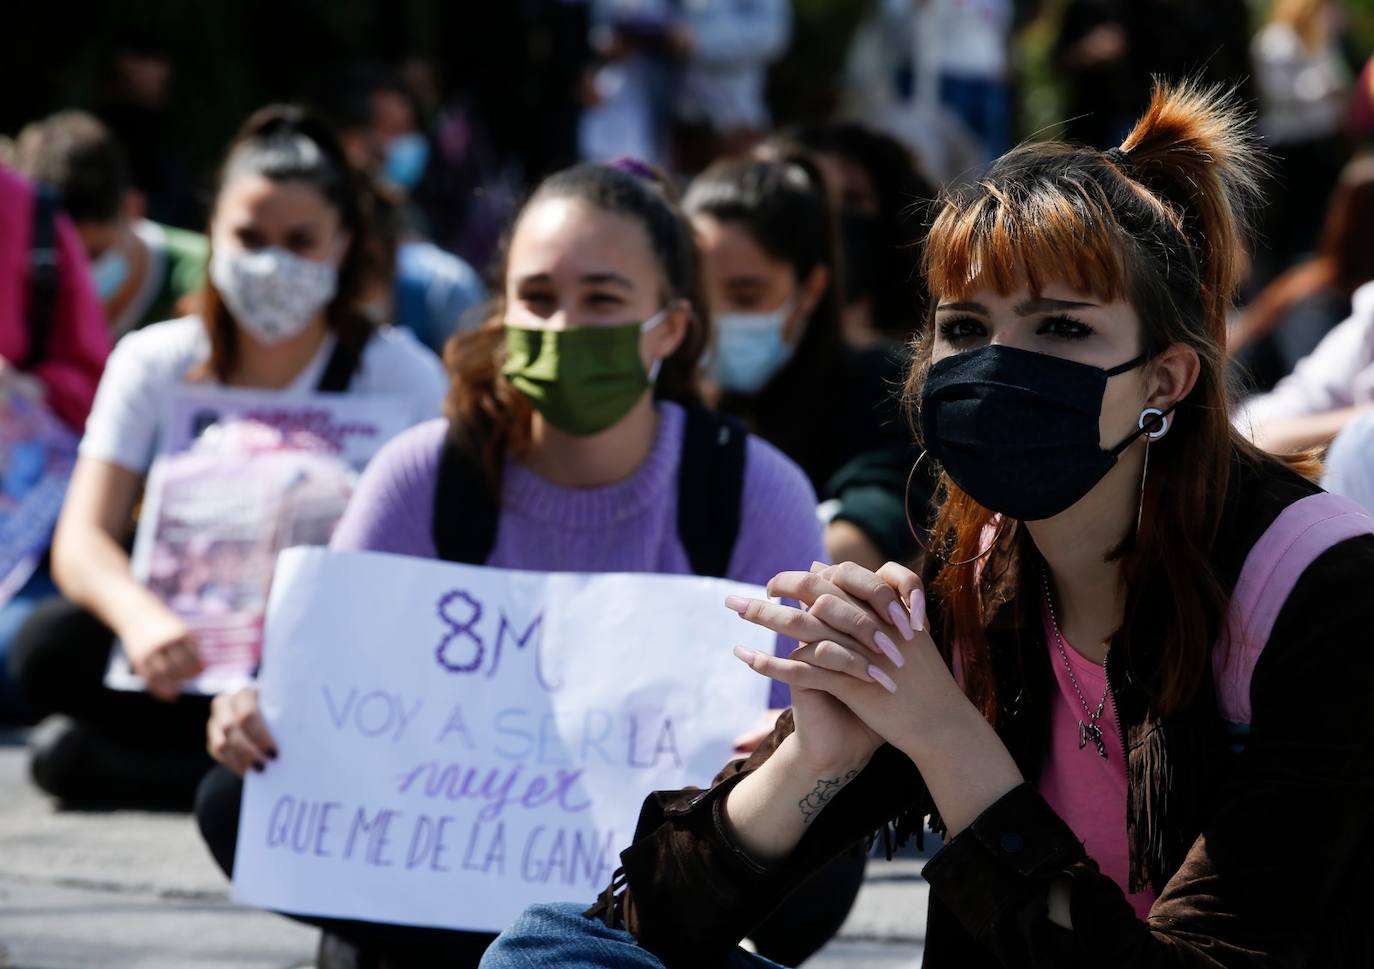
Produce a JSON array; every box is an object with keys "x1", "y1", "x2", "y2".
[
  {"x1": 331, "y1": 418, "x2": 446, "y2": 557},
  {"x1": 730, "y1": 435, "x2": 826, "y2": 707}
]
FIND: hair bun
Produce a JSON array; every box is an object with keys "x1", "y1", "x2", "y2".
[{"x1": 1116, "y1": 80, "x2": 1267, "y2": 324}]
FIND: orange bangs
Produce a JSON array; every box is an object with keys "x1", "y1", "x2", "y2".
[{"x1": 923, "y1": 168, "x2": 1133, "y2": 303}]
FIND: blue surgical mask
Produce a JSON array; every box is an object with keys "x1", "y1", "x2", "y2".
[
  {"x1": 90, "y1": 245, "x2": 131, "y2": 301},
  {"x1": 384, "y1": 133, "x2": 430, "y2": 192},
  {"x1": 708, "y1": 300, "x2": 796, "y2": 395}
]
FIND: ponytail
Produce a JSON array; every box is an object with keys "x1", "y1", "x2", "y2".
[{"x1": 1113, "y1": 80, "x2": 1266, "y2": 336}]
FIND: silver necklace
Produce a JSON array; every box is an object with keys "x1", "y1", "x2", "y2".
[{"x1": 1040, "y1": 568, "x2": 1111, "y2": 760}]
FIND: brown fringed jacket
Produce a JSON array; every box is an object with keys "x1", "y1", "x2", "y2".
[{"x1": 586, "y1": 453, "x2": 1374, "y2": 967}]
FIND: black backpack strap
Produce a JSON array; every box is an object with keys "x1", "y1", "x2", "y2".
[
  {"x1": 23, "y1": 185, "x2": 60, "y2": 370},
  {"x1": 432, "y1": 427, "x2": 500, "y2": 564},
  {"x1": 315, "y1": 332, "x2": 370, "y2": 392},
  {"x1": 678, "y1": 405, "x2": 747, "y2": 577}
]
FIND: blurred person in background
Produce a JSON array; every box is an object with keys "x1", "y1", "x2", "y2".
[
  {"x1": 1252, "y1": 0, "x2": 1352, "y2": 282},
  {"x1": 92, "y1": 42, "x2": 199, "y2": 230},
  {"x1": 1054, "y1": 0, "x2": 1134, "y2": 148},
  {"x1": 578, "y1": 0, "x2": 680, "y2": 168},
  {"x1": 8, "y1": 107, "x2": 445, "y2": 808},
  {"x1": 194, "y1": 158, "x2": 832, "y2": 969},
  {"x1": 1053, "y1": 0, "x2": 1254, "y2": 151},
  {"x1": 777, "y1": 120, "x2": 936, "y2": 349},
  {"x1": 14, "y1": 111, "x2": 208, "y2": 337},
  {"x1": 765, "y1": 121, "x2": 938, "y2": 569},
  {"x1": 1235, "y1": 279, "x2": 1374, "y2": 455},
  {"x1": 1231, "y1": 156, "x2": 1374, "y2": 393},
  {"x1": 670, "y1": 0, "x2": 793, "y2": 173},
  {"x1": 0, "y1": 164, "x2": 110, "y2": 723},
  {"x1": 318, "y1": 67, "x2": 487, "y2": 354},
  {"x1": 685, "y1": 155, "x2": 924, "y2": 576},
  {"x1": 923, "y1": 0, "x2": 1016, "y2": 163},
  {"x1": 839, "y1": 0, "x2": 985, "y2": 186}
]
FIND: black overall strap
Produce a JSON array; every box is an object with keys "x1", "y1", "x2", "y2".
[
  {"x1": 676, "y1": 405, "x2": 746, "y2": 578},
  {"x1": 432, "y1": 429, "x2": 500, "y2": 564},
  {"x1": 23, "y1": 185, "x2": 60, "y2": 370},
  {"x1": 314, "y1": 332, "x2": 369, "y2": 393}
]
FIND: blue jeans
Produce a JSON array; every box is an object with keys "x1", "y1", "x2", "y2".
[{"x1": 479, "y1": 903, "x2": 785, "y2": 969}]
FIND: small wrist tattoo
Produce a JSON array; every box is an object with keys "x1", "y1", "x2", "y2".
[{"x1": 798, "y1": 769, "x2": 860, "y2": 825}]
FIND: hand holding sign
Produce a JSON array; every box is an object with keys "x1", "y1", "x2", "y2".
[
  {"x1": 231, "y1": 548, "x2": 775, "y2": 933},
  {"x1": 208, "y1": 687, "x2": 279, "y2": 775}
]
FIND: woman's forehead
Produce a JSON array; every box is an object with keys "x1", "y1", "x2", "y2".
[{"x1": 510, "y1": 198, "x2": 657, "y2": 284}]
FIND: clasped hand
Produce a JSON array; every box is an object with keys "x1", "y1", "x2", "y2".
[{"x1": 727, "y1": 561, "x2": 969, "y2": 761}]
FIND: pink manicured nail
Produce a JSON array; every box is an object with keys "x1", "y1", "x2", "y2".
[
  {"x1": 909, "y1": 588, "x2": 926, "y2": 632},
  {"x1": 725, "y1": 595, "x2": 749, "y2": 614},
  {"x1": 733, "y1": 645, "x2": 757, "y2": 663},
  {"x1": 887, "y1": 601, "x2": 914, "y2": 641},
  {"x1": 873, "y1": 631, "x2": 904, "y2": 668},
  {"x1": 868, "y1": 665, "x2": 898, "y2": 693}
]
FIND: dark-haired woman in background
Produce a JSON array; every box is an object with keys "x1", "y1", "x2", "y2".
[
  {"x1": 8, "y1": 106, "x2": 445, "y2": 808},
  {"x1": 772, "y1": 121, "x2": 940, "y2": 574},
  {"x1": 685, "y1": 156, "x2": 925, "y2": 573},
  {"x1": 777, "y1": 120, "x2": 935, "y2": 351}
]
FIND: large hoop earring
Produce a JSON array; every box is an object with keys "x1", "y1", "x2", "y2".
[
  {"x1": 905, "y1": 451, "x2": 1012, "y2": 567},
  {"x1": 1135, "y1": 407, "x2": 1169, "y2": 535}
]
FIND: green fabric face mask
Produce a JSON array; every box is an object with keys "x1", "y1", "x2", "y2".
[{"x1": 502, "y1": 310, "x2": 667, "y2": 436}]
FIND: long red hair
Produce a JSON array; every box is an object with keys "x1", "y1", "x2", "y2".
[{"x1": 907, "y1": 81, "x2": 1319, "y2": 720}]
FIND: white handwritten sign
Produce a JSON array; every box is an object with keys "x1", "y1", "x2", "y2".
[{"x1": 231, "y1": 547, "x2": 774, "y2": 932}]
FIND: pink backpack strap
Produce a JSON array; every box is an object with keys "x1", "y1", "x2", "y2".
[{"x1": 1213, "y1": 492, "x2": 1374, "y2": 724}]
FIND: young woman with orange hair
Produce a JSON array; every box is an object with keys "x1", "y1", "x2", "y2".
[{"x1": 479, "y1": 81, "x2": 1374, "y2": 968}]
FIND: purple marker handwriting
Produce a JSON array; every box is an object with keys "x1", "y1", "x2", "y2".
[{"x1": 434, "y1": 589, "x2": 557, "y2": 691}]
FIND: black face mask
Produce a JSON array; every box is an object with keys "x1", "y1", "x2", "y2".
[
  {"x1": 840, "y1": 212, "x2": 881, "y2": 306},
  {"x1": 920, "y1": 344, "x2": 1161, "y2": 521}
]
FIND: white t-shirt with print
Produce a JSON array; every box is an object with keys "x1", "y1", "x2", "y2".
[{"x1": 80, "y1": 315, "x2": 448, "y2": 474}]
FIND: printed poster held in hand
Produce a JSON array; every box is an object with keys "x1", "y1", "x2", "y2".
[
  {"x1": 232, "y1": 547, "x2": 775, "y2": 933},
  {"x1": 105, "y1": 387, "x2": 410, "y2": 695},
  {"x1": 0, "y1": 386, "x2": 78, "y2": 607}
]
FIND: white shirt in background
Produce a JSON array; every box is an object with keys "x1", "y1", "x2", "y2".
[
  {"x1": 1235, "y1": 281, "x2": 1374, "y2": 435},
  {"x1": 80, "y1": 316, "x2": 447, "y2": 475}
]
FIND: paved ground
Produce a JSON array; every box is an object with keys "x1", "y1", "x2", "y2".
[{"x1": 0, "y1": 727, "x2": 928, "y2": 968}]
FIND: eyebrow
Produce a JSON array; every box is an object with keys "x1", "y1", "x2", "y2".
[
  {"x1": 1014, "y1": 297, "x2": 1099, "y2": 315},
  {"x1": 581, "y1": 272, "x2": 635, "y2": 289},
  {"x1": 514, "y1": 271, "x2": 637, "y2": 289},
  {"x1": 935, "y1": 297, "x2": 1100, "y2": 315},
  {"x1": 724, "y1": 274, "x2": 772, "y2": 288}
]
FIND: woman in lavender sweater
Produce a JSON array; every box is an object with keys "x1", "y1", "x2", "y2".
[{"x1": 193, "y1": 162, "x2": 833, "y2": 968}]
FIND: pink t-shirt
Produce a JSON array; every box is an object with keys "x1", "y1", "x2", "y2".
[{"x1": 1037, "y1": 606, "x2": 1157, "y2": 919}]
